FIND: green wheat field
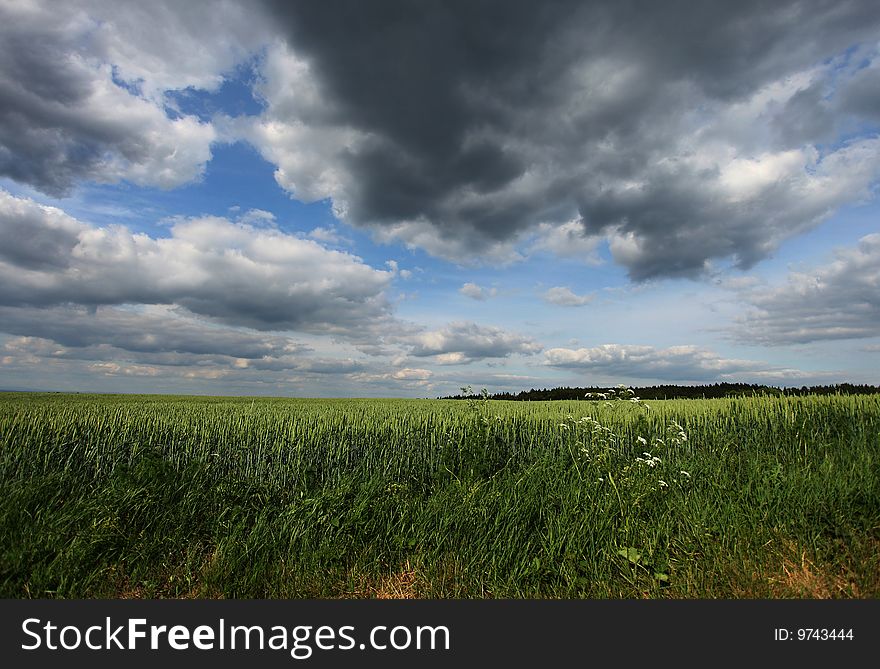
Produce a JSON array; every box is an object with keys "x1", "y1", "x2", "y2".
[{"x1": 1, "y1": 391, "x2": 878, "y2": 598}]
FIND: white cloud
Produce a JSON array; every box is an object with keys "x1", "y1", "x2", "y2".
[
  {"x1": 89, "y1": 361, "x2": 160, "y2": 377},
  {"x1": 544, "y1": 343, "x2": 791, "y2": 382},
  {"x1": 459, "y1": 282, "x2": 498, "y2": 301},
  {"x1": 0, "y1": 0, "x2": 269, "y2": 194},
  {"x1": 86, "y1": 0, "x2": 268, "y2": 100},
  {"x1": 307, "y1": 226, "x2": 351, "y2": 246},
  {"x1": 392, "y1": 368, "x2": 433, "y2": 380},
  {"x1": 0, "y1": 189, "x2": 394, "y2": 334},
  {"x1": 370, "y1": 219, "x2": 525, "y2": 266},
  {"x1": 404, "y1": 322, "x2": 542, "y2": 365},
  {"x1": 239, "y1": 42, "x2": 363, "y2": 212},
  {"x1": 530, "y1": 219, "x2": 602, "y2": 264},
  {"x1": 238, "y1": 209, "x2": 276, "y2": 226},
  {"x1": 736, "y1": 233, "x2": 880, "y2": 344},
  {"x1": 542, "y1": 286, "x2": 594, "y2": 306},
  {"x1": 598, "y1": 134, "x2": 880, "y2": 279}
]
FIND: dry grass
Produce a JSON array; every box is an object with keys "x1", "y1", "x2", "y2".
[
  {"x1": 343, "y1": 561, "x2": 423, "y2": 599},
  {"x1": 374, "y1": 564, "x2": 420, "y2": 599},
  {"x1": 764, "y1": 540, "x2": 862, "y2": 599}
]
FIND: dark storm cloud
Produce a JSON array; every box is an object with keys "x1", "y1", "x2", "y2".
[
  {"x1": 257, "y1": 0, "x2": 880, "y2": 277},
  {"x1": 839, "y1": 63, "x2": 880, "y2": 122},
  {"x1": 771, "y1": 80, "x2": 836, "y2": 146},
  {"x1": 5, "y1": 1, "x2": 880, "y2": 278}
]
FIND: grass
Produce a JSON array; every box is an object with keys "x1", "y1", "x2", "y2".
[{"x1": 0, "y1": 391, "x2": 878, "y2": 598}]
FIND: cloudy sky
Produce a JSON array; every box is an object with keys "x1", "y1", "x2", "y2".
[{"x1": 1, "y1": 0, "x2": 879, "y2": 397}]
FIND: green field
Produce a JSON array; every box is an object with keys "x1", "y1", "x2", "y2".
[{"x1": 1, "y1": 392, "x2": 878, "y2": 598}]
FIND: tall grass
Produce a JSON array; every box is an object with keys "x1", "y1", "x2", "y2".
[{"x1": 1, "y1": 392, "x2": 877, "y2": 598}]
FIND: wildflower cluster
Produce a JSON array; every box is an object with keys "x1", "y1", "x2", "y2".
[
  {"x1": 585, "y1": 384, "x2": 651, "y2": 411},
  {"x1": 629, "y1": 420, "x2": 692, "y2": 490},
  {"x1": 559, "y1": 408, "x2": 692, "y2": 496},
  {"x1": 559, "y1": 413, "x2": 621, "y2": 471}
]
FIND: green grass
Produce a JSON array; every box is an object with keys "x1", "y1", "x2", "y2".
[{"x1": 1, "y1": 392, "x2": 878, "y2": 598}]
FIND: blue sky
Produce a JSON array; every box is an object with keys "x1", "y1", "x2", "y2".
[{"x1": 0, "y1": 1, "x2": 878, "y2": 397}]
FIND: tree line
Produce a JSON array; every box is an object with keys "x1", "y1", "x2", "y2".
[{"x1": 440, "y1": 382, "x2": 880, "y2": 401}]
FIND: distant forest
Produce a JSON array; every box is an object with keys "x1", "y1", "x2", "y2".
[{"x1": 441, "y1": 382, "x2": 880, "y2": 401}]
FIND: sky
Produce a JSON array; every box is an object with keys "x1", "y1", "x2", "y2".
[{"x1": 0, "y1": 0, "x2": 879, "y2": 397}]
